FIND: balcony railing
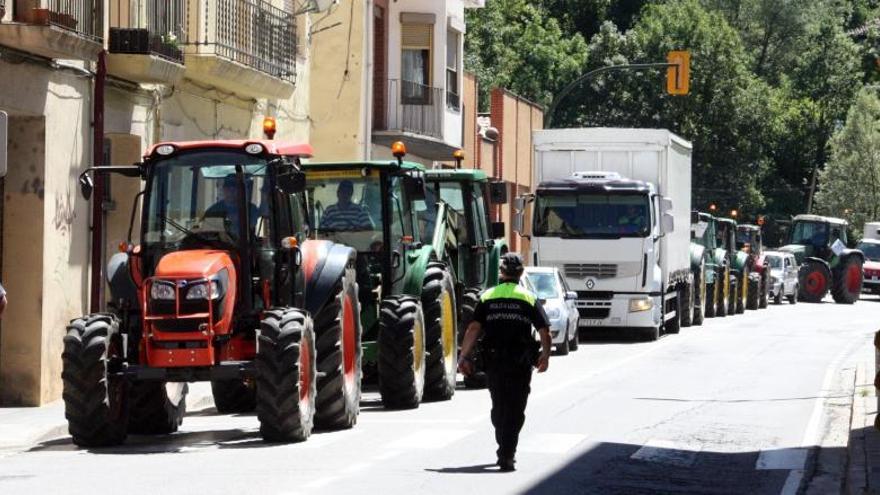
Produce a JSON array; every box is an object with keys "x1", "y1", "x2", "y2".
[
  {"x1": 109, "y1": 0, "x2": 184, "y2": 62},
  {"x1": 183, "y1": 0, "x2": 296, "y2": 82},
  {"x1": 375, "y1": 79, "x2": 443, "y2": 139},
  {"x1": 12, "y1": 0, "x2": 102, "y2": 41},
  {"x1": 446, "y1": 89, "x2": 460, "y2": 112}
]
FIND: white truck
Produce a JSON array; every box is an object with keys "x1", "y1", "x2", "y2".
[{"x1": 514, "y1": 128, "x2": 693, "y2": 341}]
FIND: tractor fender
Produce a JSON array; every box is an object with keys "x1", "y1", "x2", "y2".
[
  {"x1": 689, "y1": 243, "x2": 705, "y2": 271},
  {"x1": 732, "y1": 251, "x2": 749, "y2": 273},
  {"x1": 839, "y1": 248, "x2": 865, "y2": 265},
  {"x1": 753, "y1": 253, "x2": 768, "y2": 274},
  {"x1": 803, "y1": 256, "x2": 831, "y2": 271},
  {"x1": 402, "y1": 245, "x2": 437, "y2": 297},
  {"x1": 487, "y1": 238, "x2": 508, "y2": 287},
  {"x1": 300, "y1": 239, "x2": 357, "y2": 316},
  {"x1": 106, "y1": 252, "x2": 138, "y2": 307}
]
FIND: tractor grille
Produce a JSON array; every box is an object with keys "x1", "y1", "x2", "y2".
[
  {"x1": 565, "y1": 263, "x2": 618, "y2": 279},
  {"x1": 578, "y1": 307, "x2": 610, "y2": 319}
]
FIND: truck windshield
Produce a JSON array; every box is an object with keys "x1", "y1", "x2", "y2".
[
  {"x1": 790, "y1": 221, "x2": 828, "y2": 246},
  {"x1": 306, "y1": 171, "x2": 383, "y2": 252},
  {"x1": 143, "y1": 151, "x2": 270, "y2": 249},
  {"x1": 534, "y1": 193, "x2": 650, "y2": 238},
  {"x1": 857, "y1": 242, "x2": 880, "y2": 261}
]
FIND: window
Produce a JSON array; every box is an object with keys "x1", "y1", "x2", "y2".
[
  {"x1": 401, "y1": 22, "x2": 432, "y2": 104},
  {"x1": 446, "y1": 30, "x2": 460, "y2": 111}
]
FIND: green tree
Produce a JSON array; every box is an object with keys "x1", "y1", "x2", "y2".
[
  {"x1": 815, "y1": 88, "x2": 880, "y2": 238},
  {"x1": 464, "y1": 0, "x2": 589, "y2": 110}
]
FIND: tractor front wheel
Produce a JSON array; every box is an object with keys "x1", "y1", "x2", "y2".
[
  {"x1": 693, "y1": 261, "x2": 707, "y2": 325},
  {"x1": 735, "y1": 267, "x2": 748, "y2": 314},
  {"x1": 831, "y1": 256, "x2": 863, "y2": 304},
  {"x1": 705, "y1": 281, "x2": 716, "y2": 318},
  {"x1": 798, "y1": 260, "x2": 832, "y2": 303},
  {"x1": 727, "y1": 275, "x2": 738, "y2": 316},
  {"x1": 747, "y1": 275, "x2": 760, "y2": 310},
  {"x1": 313, "y1": 266, "x2": 362, "y2": 430},
  {"x1": 458, "y1": 287, "x2": 487, "y2": 389},
  {"x1": 422, "y1": 263, "x2": 457, "y2": 402},
  {"x1": 256, "y1": 308, "x2": 316, "y2": 443},
  {"x1": 62, "y1": 313, "x2": 129, "y2": 447},
  {"x1": 378, "y1": 296, "x2": 426, "y2": 409},
  {"x1": 128, "y1": 382, "x2": 187, "y2": 434}
]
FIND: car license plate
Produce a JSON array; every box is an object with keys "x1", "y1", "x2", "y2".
[{"x1": 580, "y1": 319, "x2": 604, "y2": 326}]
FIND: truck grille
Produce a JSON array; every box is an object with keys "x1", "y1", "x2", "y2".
[
  {"x1": 578, "y1": 307, "x2": 610, "y2": 319},
  {"x1": 565, "y1": 263, "x2": 618, "y2": 279}
]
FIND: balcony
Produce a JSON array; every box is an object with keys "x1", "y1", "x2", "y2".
[
  {"x1": 0, "y1": 0, "x2": 102, "y2": 61},
  {"x1": 106, "y1": 0, "x2": 185, "y2": 84},
  {"x1": 181, "y1": 0, "x2": 296, "y2": 99},
  {"x1": 373, "y1": 79, "x2": 459, "y2": 160}
]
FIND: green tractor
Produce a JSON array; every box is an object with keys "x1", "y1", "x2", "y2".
[
  {"x1": 421, "y1": 161, "x2": 509, "y2": 388},
  {"x1": 302, "y1": 144, "x2": 459, "y2": 409},
  {"x1": 691, "y1": 211, "x2": 732, "y2": 318},
  {"x1": 736, "y1": 224, "x2": 770, "y2": 310},
  {"x1": 717, "y1": 218, "x2": 749, "y2": 314},
  {"x1": 779, "y1": 214, "x2": 864, "y2": 303}
]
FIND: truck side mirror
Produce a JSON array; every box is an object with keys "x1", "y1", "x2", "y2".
[
  {"x1": 489, "y1": 181, "x2": 508, "y2": 204},
  {"x1": 661, "y1": 212, "x2": 675, "y2": 234},
  {"x1": 277, "y1": 169, "x2": 306, "y2": 194},
  {"x1": 660, "y1": 196, "x2": 674, "y2": 213},
  {"x1": 490, "y1": 221, "x2": 506, "y2": 239}
]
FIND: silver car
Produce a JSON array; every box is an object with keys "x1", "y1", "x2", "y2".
[
  {"x1": 524, "y1": 266, "x2": 579, "y2": 355},
  {"x1": 765, "y1": 251, "x2": 798, "y2": 304}
]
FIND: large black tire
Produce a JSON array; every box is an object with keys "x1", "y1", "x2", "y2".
[
  {"x1": 313, "y1": 266, "x2": 363, "y2": 430},
  {"x1": 728, "y1": 276, "x2": 738, "y2": 315},
  {"x1": 61, "y1": 313, "x2": 129, "y2": 447},
  {"x1": 798, "y1": 259, "x2": 832, "y2": 303},
  {"x1": 458, "y1": 287, "x2": 488, "y2": 389},
  {"x1": 705, "y1": 282, "x2": 717, "y2": 318},
  {"x1": 128, "y1": 382, "x2": 187, "y2": 434},
  {"x1": 211, "y1": 379, "x2": 256, "y2": 414},
  {"x1": 693, "y1": 261, "x2": 707, "y2": 325},
  {"x1": 735, "y1": 266, "x2": 748, "y2": 314},
  {"x1": 421, "y1": 263, "x2": 457, "y2": 402},
  {"x1": 747, "y1": 276, "x2": 760, "y2": 310},
  {"x1": 256, "y1": 308, "x2": 316, "y2": 443},
  {"x1": 665, "y1": 290, "x2": 681, "y2": 335},
  {"x1": 716, "y1": 266, "x2": 730, "y2": 317},
  {"x1": 639, "y1": 326, "x2": 660, "y2": 342},
  {"x1": 759, "y1": 270, "x2": 770, "y2": 308},
  {"x1": 378, "y1": 296, "x2": 426, "y2": 409},
  {"x1": 680, "y1": 278, "x2": 694, "y2": 328},
  {"x1": 831, "y1": 256, "x2": 863, "y2": 304}
]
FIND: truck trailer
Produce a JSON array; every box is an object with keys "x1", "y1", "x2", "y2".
[{"x1": 515, "y1": 128, "x2": 693, "y2": 341}]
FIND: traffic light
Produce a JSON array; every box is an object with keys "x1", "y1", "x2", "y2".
[{"x1": 667, "y1": 51, "x2": 690, "y2": 95}]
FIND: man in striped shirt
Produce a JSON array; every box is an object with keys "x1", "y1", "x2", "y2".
[{"x1": 321, "y1": 180, "x2": 374, "y2": 230}]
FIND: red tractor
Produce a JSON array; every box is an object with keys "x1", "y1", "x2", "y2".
[{"x1": 66, "y1": 139, "x2": 361, "y2": 446}]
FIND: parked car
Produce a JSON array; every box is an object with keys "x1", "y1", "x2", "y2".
[
  {"x1": 524, "y1": 266, "x2": 579, "y2": 355},
  {"x1": 765, "y1": 250, "x2": 798, "y2": 304},
  {"x1": 856, "y1": 239, "x2": 880, "y2": 295}
]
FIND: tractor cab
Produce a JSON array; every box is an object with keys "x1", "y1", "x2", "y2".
[
  {"x1": 716, "y1": 218, "x2": 738, "y2": 255},
  {"x1": 736, "y1": 224, "x2": 763, "y2": 254},
  {"x1": 785, "y1": 214, "x2": 848, "y2": 263}
]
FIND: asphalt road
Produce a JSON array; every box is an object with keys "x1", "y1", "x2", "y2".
[{"x1": 0, "y1": 296, "x2": 877, "y2": 495}]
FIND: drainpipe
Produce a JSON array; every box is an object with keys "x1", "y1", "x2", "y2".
[{"x1": 89, "y1": 51, "x2": 106, "y2": 313}]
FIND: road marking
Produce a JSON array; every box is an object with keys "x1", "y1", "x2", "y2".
[
  {"x1": 385, "y1": 429, "x2": 473, "y2": 450},
  {"x1": 755, "y1": 448, "x2": 808, "y2": 470},
  {"x1": 630, "y1": 439, "x2": 700, "y2": 467},
  {"x1": 517, "y1": 433, "x2": 588, "y2": 454}
]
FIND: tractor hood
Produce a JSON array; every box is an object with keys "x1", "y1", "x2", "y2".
[
  {"x1": 155, "y1": 250, "x2": 235, "y2": 279},
  {"x1": 778, "y1": 244, "x2": 808, "y2": 265}
]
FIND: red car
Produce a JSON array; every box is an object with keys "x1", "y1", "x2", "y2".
[{"x1": 857, "y1": 239, "x2": 880, "y2": 294}]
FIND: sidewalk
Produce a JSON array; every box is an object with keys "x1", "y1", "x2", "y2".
[
  {"x1": 845, "y1": 342, "x2": 880, "y2": 495},
  {"x1": 0, "y1": 382, "x2": 215, "y2": 453}
]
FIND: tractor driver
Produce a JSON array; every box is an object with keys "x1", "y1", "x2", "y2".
[
  {"x1": 204, "y1": 175, "x2": 259, "y2": 240},
  {"x1": 320, "y1": 180, "x2": 374, "y2": 231}
]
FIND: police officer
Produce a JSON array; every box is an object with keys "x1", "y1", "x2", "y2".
[{"x1": 457, "y1": 253, "x2": 551, "y2": 472}]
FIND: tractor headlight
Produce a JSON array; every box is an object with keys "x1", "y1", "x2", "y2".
[
  {"x1": 186, "y1": 280, "x2": 221, "y2": 300},
  {"x1": 150, "y1": 281, "x2": 176, "y2": 301},
  {"x1": 628, "y1": 297, "x2": 654, "y2": 313}
]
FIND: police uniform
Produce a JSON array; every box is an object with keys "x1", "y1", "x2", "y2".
[{"x1": 472, "y1": 281, "x2": 550, "y2": 466}]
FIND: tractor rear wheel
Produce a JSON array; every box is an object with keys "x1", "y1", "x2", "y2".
[
  {"x1": 728, "y1": 275, "x2": 738, "y2": 316},
  {"x1": 313, "y1": 267, "x2": 362, "y2": 430},
  {"x1": 458, "y1": 287, "x2": 487, "y2": 389},
  {"x1": 798, "y1": 259, "x2": 832, "y2": 303},
  {"x1": 693, "y1": 261, "x2": 707, "y2": 325},
  {"x1": 680, "y1": 278, "x2": 694, "y2": 328},
  {"x1": 378, "y1": 296, "x2": 426, "y2": 409},
  {"x1": 61, "y1": 313, "x2": 129, "y2": 447},
  {"x1": 705, "y1": 281, "x2": 716, "y2": 318},
  {"x1": 256, "y1": 308, "x2": 316, "y2": 443},
  {"x1": 716, "y1": 266, "x2": 729, "y2": 317},
  {"x1": 747, "y1": 276, "x2": 760, "y2": 310},
  {"x1": 211, "y1": 379, "x2": 256, "y2": 414},
  {"x1": 831, "y1": 256, "x2": 863, "y2": 304},
  {"x1": 128, "y1": 382, "x2": 187, "y2": 434},
  {"x1": 735, "y1": 267, "x2": 748, "y2": 314},
  {"x1": 422, "y1": 263, "x2": 457, "y2": 402}
]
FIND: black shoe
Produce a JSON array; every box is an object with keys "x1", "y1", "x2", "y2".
[{"x1": 498, "y1": 458, "x2": 516, "y2": 472}]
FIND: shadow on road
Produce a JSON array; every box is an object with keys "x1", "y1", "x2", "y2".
[
  {"x1": 424, "y1": 463, "x2": 502, "y2": 474},
  {"x1": 519, "y1": 441, "x2": 801, "y2": 495}
]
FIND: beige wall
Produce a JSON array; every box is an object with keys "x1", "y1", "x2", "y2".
[{"x1": 309, "y1": 0, "x2": 368, "y2": 161}]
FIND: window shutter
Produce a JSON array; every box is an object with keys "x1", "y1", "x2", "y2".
[{"x1": 402, "y1": 23, "x2": 432, "y2": 49}]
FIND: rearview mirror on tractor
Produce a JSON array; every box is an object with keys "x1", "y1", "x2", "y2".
[
  {"x1": 277, "y1": 169, "x2": 306, "y2": 194},
  {"x1": 489, "y1": 181, "x2": 508, "y2": 204}
]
